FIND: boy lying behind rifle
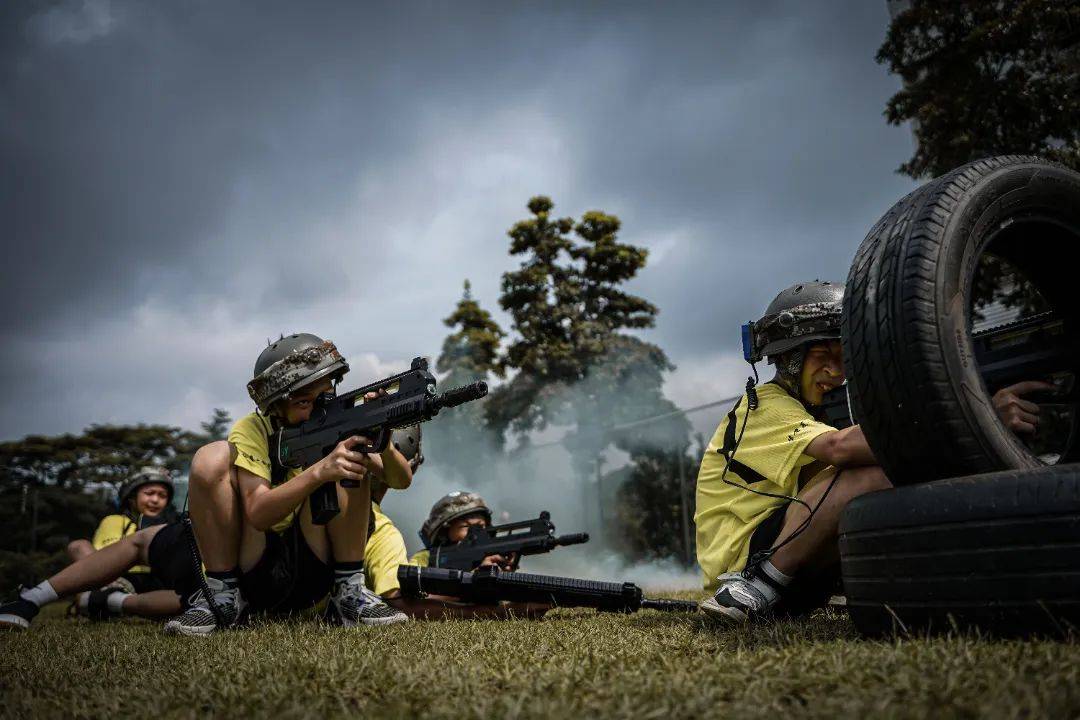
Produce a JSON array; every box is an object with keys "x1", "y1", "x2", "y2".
[{"x1": 371, "y1": 490, "x2": 552, "y2": 619}]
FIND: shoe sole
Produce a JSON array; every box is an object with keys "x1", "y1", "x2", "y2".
[
  {"x1": 0, "y1": 613, "x2": 31, "y2": 630},
  {"x1": 700, "y1": 598, "x2": 749, "y2": 624},
  {"x1": 324, "y1": 603, "x2": 409, "y2": 627},
  {"x1": 359, "y1": 614, "x2": 410, "y2": 626},
  {"x1": 163, "y1": 619, "x2": 217, "y2": 637}
]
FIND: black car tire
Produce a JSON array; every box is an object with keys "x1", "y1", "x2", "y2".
[
  {"x1": 840, "y1": 464, "x2": 1080, "y2": 637},
  {"x1": 842, "y1": 155, "x2": 1080, "y2": 483}
]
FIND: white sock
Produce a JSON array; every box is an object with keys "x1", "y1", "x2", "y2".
[
  {"x1": 20, "y1": 580, "x2": 59, "y2": 608},
  {"x1": 78, "y1": 592, "x2": 90, "y2": 610},
  {"x1": 107, "y1": 592, "x2": 130, "y2": 615},
  {"x1": 747, "y1": 560, "x2": 794, "y2": 604}
]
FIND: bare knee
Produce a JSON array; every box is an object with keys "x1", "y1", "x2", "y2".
[
  {"x1": 839, "y1": 466, "x2": 891, "y2": 499},
  {"x1": 190, "y1": 440, "x2": 233, "y2": 490},
  {"x1": 131, "y1": 525, "x2": 164, "y2": 554},
  {"x1": 66, "y1": 539, "x2": 93, "y2": 561}
]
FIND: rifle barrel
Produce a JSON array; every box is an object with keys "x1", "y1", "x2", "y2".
[{"x1": 556, "y1": 533, "x2": 590, "y2": 547}]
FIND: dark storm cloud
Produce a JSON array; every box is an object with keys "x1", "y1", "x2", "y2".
[{"x1": 2, "y1": 0, "x2": 915, "y2": 439}]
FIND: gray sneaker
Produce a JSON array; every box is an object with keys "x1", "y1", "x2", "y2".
[
  {"x1": 325, "y1": 572, "x2": 408, "y2": 626},
  {"x1": 700, "y1": 572, "x2": 778, "y2": 624},
  {"x1": 163, "y1": 577, "x2": 246, "y2": 636}
]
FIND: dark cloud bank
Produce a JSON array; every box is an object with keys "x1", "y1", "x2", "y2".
[{"x1": 3, "y1": 0, "x2": 915, "y2": 443}]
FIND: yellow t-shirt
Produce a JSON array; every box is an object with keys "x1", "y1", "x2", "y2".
[
  {"x1": 92, "y1": 515, "x2": 149, "y2": 574},
  {"x1": 694, "y1": 382, "x2": 835, "y2": 590},
  {"x1": 409, "y1": 549, "x2": 430, "y2": 567},
  {"x1": 364, "y1": 502, "x2": 409, "y2": 596},
  {"x1": 229, "y1": 412, "x2": 302, "y2": 534}
]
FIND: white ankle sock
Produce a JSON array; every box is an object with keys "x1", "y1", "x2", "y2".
[
  {"x1": 20, "y1": 580, "x2": 59, "y2": 608},
  {"x1": 747, "y1": 560, "x2": 794, "y2": 604},
  {"x1": 107, "y1": 592, "x2": 130, "y2": 614}
]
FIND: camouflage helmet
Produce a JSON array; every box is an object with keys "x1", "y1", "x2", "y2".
[
  {"x1": 118, "y1": 466, "x2": 174, "y2": 511},
  {"x1": 746, "y1": 281, "x2": 844, "y2": 380},
  {"x1": 369, "y1": 425, "x2": 424, "y2": 499},
  {"x1": 247, "y1": 333, "x2": 350, "y2": 415},
  {"x1": 419, "y1": 491, "x2": 491, "y2": 548}
]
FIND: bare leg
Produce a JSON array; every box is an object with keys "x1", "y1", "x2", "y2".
[
  {"x1": 188, "y1": 441, "x2": 241, "y2": 572},
  {"x1": 298, "y1": 479, "x2": 370, "y2": 564},
  {"x1": 189, "y1": 441, "x2": 266, "y2": 573},
  {"x1": 325, "y1": 480, "x2": 371, "y2": 563},
  {"x1": 122, "y1": 590, "x2": 182, "y2": 617},
  {"x1": 66, "y1": 539, "x2": 94, "y2": 563},
  {"x1": 768, "y1": 465, "x2": 891, "y2": 576},
  {"x1": 48, "y1": 526, "x2": 164, "y2": 598}
]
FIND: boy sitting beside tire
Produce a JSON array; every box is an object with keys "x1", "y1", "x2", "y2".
[
  {"x1": 696, "y1": 280, "x2": 1053, "y2": 624},
  {"x1": 696, "y1": 281, "x2": 891, "y2": 624}
]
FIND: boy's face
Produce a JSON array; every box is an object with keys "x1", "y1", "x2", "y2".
[
  {"x1": 445, "y1": 513, "x2": 489, "y2": 543},
  {"x1": 134, "y1": 483, "x2": 169, "y2": 516},
  {"x1": 799, "y1": 340, "x2": 845, "y2": 406},
  {"x1": 280, "y1": 378, "x2": 335, "y2": 425}
]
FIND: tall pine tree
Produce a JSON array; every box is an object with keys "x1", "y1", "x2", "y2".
[
  {"x1": 425, "y1": 280, "x2": 504, "y2": 482},
  {"x1": 485, "y1": 196, "x2": 690, "y2": 547}
]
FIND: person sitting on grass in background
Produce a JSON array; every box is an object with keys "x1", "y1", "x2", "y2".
[
  {"x1": 0, "y1": 507, "x2": 201, "y2": 629},
  {"x1": 695, "y1": 281, "x2": 892, "y2": 624},
  {"x1": 165, "y1": 333, "x2": 412, "y2": 636},
  {"x1": 64, "y1": 466, "x2": 178, "y2": 600}
]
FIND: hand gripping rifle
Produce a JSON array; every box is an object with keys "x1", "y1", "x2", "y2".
[
  {"x1": 820, "y1": 311, "x2": 1080, "y2": 430},
  {"x1": 428, "y1": 511, "x2": 589, "y2": 571},
  {"x1": 278, "y1": 357, "x2": 487, "y2": 524},
  {"x1": 398, "y1": 565, "x2": 699, "y2": 614}
]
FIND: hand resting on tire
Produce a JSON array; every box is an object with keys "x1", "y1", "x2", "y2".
[{"x1": 992, "y1": 380, "x2": 1056, "y2": 435}]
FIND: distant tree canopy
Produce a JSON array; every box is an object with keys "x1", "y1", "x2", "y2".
[
  {"x1": 879, "y1": 0, "x2": 1080, "y2": 178},
  {"x1": 0, "y1": 408, "x2": 229, "y2": 555},
  {"x1": 425, "y1": 280, "x2": 505, "y2": 482}
]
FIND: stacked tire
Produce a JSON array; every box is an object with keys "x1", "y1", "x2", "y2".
[{"x1": 838, "y1": 156, "x2": 1080, "y2": 636}]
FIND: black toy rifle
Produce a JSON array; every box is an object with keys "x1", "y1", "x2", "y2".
[
  {"x1": 428, "y1": 511, "x2": 589, "y2": 571},
  {"x1": 398, "y1": 565, "x2": 699, "y2": 614},
  {"x1": 279, "y1": 357, "x2": 487, "y2": 524},
  {"x1": 821, "y1": 311, "x2": 1079, "y2": 429},
  {"x1": 971, "y1": 311, "x2": 1079, "y2": 402}
]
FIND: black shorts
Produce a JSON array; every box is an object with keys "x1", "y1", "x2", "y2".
[
  {"x1": 747, "y1": 503, "x2": 842, "y2": 616},
  {"x1": 122, "y1": 573, "x2": 165, "y2": 594},
  {"x1": 239, "y1": 523, "x2": 333, "y2": 615},
  {"x1": 146, "y1": 522, "x2": 202, "y2": 601}
]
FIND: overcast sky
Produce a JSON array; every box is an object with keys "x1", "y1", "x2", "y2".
[{"x1": 3, "y1": 0, "x2": 917, "y2": 443}]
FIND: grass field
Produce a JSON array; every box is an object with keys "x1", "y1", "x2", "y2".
[{"x1": 3, "y1": 599, "x2": 1079, "y2": 719}]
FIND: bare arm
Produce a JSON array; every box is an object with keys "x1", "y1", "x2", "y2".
[
  {"x1": 237, "y1": 465, "x2": 320, "y2": 532},
  {"x1": 804, "y1": 425, "x2": 877, "y2": 468},
  {"x1": 377, "y1": 443, "x2": 412, "y2": 490},
  {"x1": 238, "y1": 435, "x2": 372, "y2": 532}
]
